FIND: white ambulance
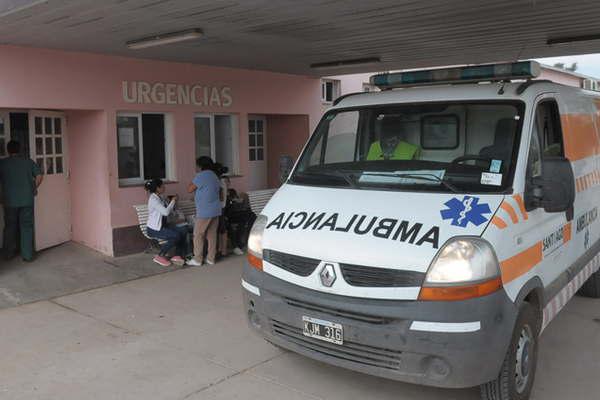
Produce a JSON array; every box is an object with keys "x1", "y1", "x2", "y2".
[{"x1": 241, "y1": 61, "x2": 600, "y2": 400}]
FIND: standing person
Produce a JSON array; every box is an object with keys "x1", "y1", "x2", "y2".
[
  {"x1": 144, "y1": 178, "x2": 187, "y2": 267},
  {"x1": 187, "y1": 156, "x2": 221, "y2": 266},
  {"x1": 0, "y1": 141, "x2": 43, "y2": 262}
]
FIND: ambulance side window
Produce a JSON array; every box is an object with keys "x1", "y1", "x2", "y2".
[
  {"x1": 525, "y1": 99, "x2": 565, "y2": 209},
  {"x1": 536, "y1": 100, "x2": 564, "y2": 157}
]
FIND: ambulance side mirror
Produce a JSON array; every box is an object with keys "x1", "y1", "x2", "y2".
[{"x1": 528, "y1": 157, "x2": 575, "y2": 219}]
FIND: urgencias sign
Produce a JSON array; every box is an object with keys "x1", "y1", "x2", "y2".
[{"x1": 122, "y1": 81, "x2": 232, "y2": 107}]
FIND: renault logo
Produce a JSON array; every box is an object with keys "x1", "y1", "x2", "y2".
[{"x1": 319, "y1": 263, "x2": 337, "y2": 287}]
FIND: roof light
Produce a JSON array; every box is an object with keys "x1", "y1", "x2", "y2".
[
  {"x1": 370, "y1": 61, "x2": 541, "y2": 89},
  {"x1": 127, "y1": 29, "x2": 203, "y2": 50}
]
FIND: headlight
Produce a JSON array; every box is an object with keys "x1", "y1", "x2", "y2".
[
  {"x1": 419, "y1": 238, "x2": 502, "y2": 301},
  {"x1": 247, "y1": 215, "x2": 268, "y2": 270}
]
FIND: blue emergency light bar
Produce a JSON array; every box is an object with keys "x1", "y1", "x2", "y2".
[{"x1": 370, "y1": 61, "x2": 541, "y2": 89}]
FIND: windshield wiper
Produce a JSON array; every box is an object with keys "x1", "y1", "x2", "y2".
[
  {"x1": 298, "y1": 169, "x2": 359, "y2": 188},
  {"x1": 361, "y1": 172, "x2": 461, "y2": 193}
]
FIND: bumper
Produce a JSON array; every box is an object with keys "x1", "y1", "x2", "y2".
[{"x1": 242, "y1": 262, "x2": 518, "y2": 388}]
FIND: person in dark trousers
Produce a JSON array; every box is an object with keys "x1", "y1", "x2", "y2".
[
  {"x1": 225, "y1": 188, "x2": 256, "y2": 254},
  {"x1": 0, "y1": 140, "x2": 43, "y2": 262},
  {"x1": 144, "y1": 178, "x2": 187, "y2": 267}
]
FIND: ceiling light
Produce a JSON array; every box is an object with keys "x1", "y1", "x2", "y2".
[
  {"x1": 0, "y1": 0, "x2": 48, "y2": 18},
  {"x1": 547, "y1": 34, "x2": 600, "y2": 45},
  {"x1": 310, "y1": 57, "x2": 381, "y2": 70},
  {"x1": 126, "y1": 28, "x2": 203, "y2": 50}
]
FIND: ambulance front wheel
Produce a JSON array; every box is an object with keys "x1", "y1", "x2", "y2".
[
  {"x1": 480, "y1": 302, "x2": 538, "y2": 400},
  {"x1": 579, "y1": 270, "x2": 600, "y2": 298}
]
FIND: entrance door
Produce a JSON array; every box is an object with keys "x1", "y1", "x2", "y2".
[
  {"x1": 248, "y1": 116, "x2": 267, "y2": 189},
  {"x1": 29, "y1": 111, "x2": 71, "y2": 250}
]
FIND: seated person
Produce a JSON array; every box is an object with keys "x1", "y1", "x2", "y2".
[
  {"x1": 144, "y1": 178, "x2": 187, "y2": 267},
  {"x1": 225, "y1": 189, "x2": 256, "y2": 255},
  {"x1": 367, "y1": 118, "x2": 421, "y2": 160}
]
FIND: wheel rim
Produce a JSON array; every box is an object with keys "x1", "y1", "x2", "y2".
[{"x1": 515, "y1": 324, "x2": 534, "y2": 394}]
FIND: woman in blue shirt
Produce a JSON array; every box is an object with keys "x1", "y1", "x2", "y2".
[{"x1": 187, "y1": 156, "x2": 221, "y2": 266}]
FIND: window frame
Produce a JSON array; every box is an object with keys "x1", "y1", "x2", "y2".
[
  {"x1": 116, "y1": 111, "x2": 174, "y2": 186},
  {"x1": 194, "y1": 113, "x2": 241, "y2": 175},
  {"x1": 321, "y1": 79, "x2": 341, "y2": 104}
]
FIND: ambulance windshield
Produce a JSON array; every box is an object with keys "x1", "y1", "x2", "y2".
[{"x1": 290, "y1": 101, "x2": 524, "y2": 193}]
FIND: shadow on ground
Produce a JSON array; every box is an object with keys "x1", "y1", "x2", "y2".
[{"x1": 0, "y1": 242, "x2": 178, "y2": 309}]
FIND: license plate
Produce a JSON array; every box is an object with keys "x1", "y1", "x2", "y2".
[{"x1": 302, "y1": 316, "x2": 343, "y2": 345}]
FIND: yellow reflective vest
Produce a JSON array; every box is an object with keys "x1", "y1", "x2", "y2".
[{"x1": 366, "y1": 141, "x2": 421, "y2": 160}]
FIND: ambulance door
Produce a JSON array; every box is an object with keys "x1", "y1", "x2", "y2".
[
  {"x1": 29, "y1": 111, "x2": 71, "y2": 250},
  {"x1": 522, "y1": 95, "x2": 571, "y2": 287}
]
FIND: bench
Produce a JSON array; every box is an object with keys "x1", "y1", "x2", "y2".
[
  {"x1": 247, "y1": 188, "x2": 277, "y2": 215},
  {"x1": 133, "y1": 200, "x2": 196, "y2": 251}
]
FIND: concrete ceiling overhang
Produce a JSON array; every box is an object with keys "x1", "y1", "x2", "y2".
[{"x1": 1, "y1": 0, "x2": 600, "y2": 76}]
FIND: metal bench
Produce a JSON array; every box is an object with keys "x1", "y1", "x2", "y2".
[
  {"x1": 133, "y1": 200, "x2": 196, "y2": 251},
  {"x1": 246, "y1": 188, "x2": 277, "y2": 215}
]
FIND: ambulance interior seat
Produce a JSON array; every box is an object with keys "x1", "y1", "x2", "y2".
[{"x1": 477, "y1": 118, "x2": 516, "y2": 171}]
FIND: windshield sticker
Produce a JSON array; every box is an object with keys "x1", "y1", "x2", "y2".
[
  {"x1": 490, "y1": 159, "x2": 502, "y2": 173},
  {"x1": 440, "y1": 196, "x2": 492, "y2": 228},
  {"x1": 266, "y1": 211, "x2": 440, "y2": 248},
  {"x1": 359, "y1": 169, "x2": 445, "y2": 185},
  {"x1": 481, "y1": 172, "x2": 502, "y2": 186}
]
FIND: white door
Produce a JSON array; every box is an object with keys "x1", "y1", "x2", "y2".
[
  {"x1": 248, "y1": 116, "x2": 267, "y2": 190},
  {"x1": 29, "y1": 111, "x2": 71, "y2": 250}
]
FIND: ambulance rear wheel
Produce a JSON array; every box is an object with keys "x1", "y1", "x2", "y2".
[
  {"x1": 579, "y1": 270, "x2": 600, "y2": 298},
  {"x1": 480, "y1": 302, "x2": 538, "y2": 400}
]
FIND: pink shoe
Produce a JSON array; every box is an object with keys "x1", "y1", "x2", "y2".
[
  {"x1": 153, "y1": 255, "x2": 171, "y2": 267},
  {"x1": 170, "y1": 256, "x2": 185, "y2": 266}
]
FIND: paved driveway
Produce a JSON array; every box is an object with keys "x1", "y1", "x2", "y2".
[{"x1": 0, "y1": 256, "x2": 598, "y2": 399}]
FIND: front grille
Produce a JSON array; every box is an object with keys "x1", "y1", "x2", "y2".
[
  {"x1": 271, "y1": 319, "x2": 402, "y2": 371},
  {"x1": 340, "y1": 264, "x2": 425, "y2": 288},
  {"x1": 284, "y1": 297, "x2": 391, "y2": 325},
  {"x1": 263, "y1": 249, "x2": 320, "y2": 277}
]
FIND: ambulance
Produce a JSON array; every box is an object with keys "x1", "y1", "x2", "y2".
[{"x1": 241, "y1": 61, "x2": 600, "y2": 400}]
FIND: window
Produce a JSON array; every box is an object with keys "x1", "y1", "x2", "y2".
[
  {"x1": 194, "y1": 114, "x2": 240, "y2": 174},
  {"x1": 292, "y1": 101, "x2": 524, "y2": 193},
  {"x1": 117, "y1": 113, "x2": 172, "y2": 184},
  {"x1": 535, "y1": 100, "x2": 564, "y2": 157},
  {"x1": 33, "y1": 115, "x2": 66, "y2": 175},
  {"x1": 248, "y1": 118, "x2": 265, "y2": 161},
  {"x1": 421, "y1": 115, "x2": 459, "y2": 149},
  {"x1": 321, "y1": 79, "x2": 341, "y2": 103},
  {"x1": 525, "y1": 99, "x2": 564, "y2": 207}
]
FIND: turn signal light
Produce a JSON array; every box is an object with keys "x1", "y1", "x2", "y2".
[
  {"x1": 418, "y1": 277, "x2": 502, "y2": 301},
  {"x1": 248, "y1": 253, "x2": 263, "y2": 271}
]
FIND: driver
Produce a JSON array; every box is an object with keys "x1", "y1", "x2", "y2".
[{"x1": 366, "y1": 118, "x2": 421, "y2": 160}]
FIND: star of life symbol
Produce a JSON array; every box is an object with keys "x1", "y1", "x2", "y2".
[{"x1": 440, "y1": 196, "x2": 492, "y2": 228}]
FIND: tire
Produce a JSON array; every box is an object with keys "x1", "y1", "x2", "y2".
[
  {"x1": 480, "y1": 303, "x2": 538, "y2": 400},
  {"x1": 579, "y1": 270, "x2": 600, "y2": 298}
]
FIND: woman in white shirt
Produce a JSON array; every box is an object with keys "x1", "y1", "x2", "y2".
[{"x1": 145, "y1": 178, "x2": 187, "y2": 267}]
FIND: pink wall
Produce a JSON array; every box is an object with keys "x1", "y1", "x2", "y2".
[
  {"x1": 266, "y1": 115, "x2": 310, "y2": 188},
  {"x1": 0, "y1": 45, "x2": 325, "y2": 254},
  {"x1": 67, "y1": 110, "x2": 113, "y2": 254}
]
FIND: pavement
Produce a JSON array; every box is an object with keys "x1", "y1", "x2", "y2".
[
  {"x1": 0, "y1": 245, "x2": 599, "y2": 399},
  {"x1": 0, "y1": 242, "x2": 184, "y2": 309}
]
